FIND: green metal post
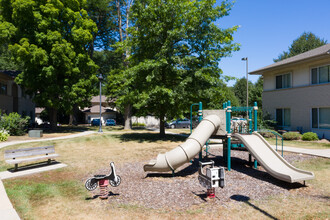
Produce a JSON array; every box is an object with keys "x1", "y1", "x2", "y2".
[
  {"x1": 190, "y1": 103, "x2": 199, "y2": 134},
  {"x1": 223, "y1": 102, "x2": 227, "y2": 165},
  {"x1": 227, "y1": 101, "x2": 232, "y2": 171},
  {"x1": 254, "y1": 102, "x2": 258, "y2": 132},
  {"x1": 249, "y1": 110, "x2": 252, "y2": 134},
  {"x1": 198, "y1": 102, "x2": 203, "y2": 161},
  {"x1": 254, "y1": 159, "x2": 258, "y2": 169}
]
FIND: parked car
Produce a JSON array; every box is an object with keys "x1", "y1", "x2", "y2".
[
  {"x1": 166, "y1": 118, "x2": 191, "y2": 129},
  {"x1": 106, "y1": 119, "x2": 116, "y2": 126},
  {"x1": 91, "y1": 119, "x2": 101, "y2": 126}
]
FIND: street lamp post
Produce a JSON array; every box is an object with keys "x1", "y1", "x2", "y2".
[
  {"x1": 241, "y1": 57, "x2": 248, "y2": 130},
  {"x1": 98, "y1": 74, "x2": 103, "y2": 133}
]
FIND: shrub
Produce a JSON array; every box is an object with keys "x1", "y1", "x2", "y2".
[
  {"x1": 283, "y1": 132, "x2": 302, "y2": 140},
  {"x1": 0, "y1": 129, "x2": 9, "y2": 141},
  {"x1": 0, "y1": 112, "x2": 30, "y2": 136},
  {"x1": 132, "y1": 122, "x2": 146, "y2": 127},
  {"x1": 259, "y1": 131, "x2": 276, "y2": 138},
  {"x1": 302, "y1": 132, "x2": 319, "y2": 141}
]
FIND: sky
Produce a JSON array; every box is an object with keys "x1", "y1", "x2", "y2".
[{"x1": 215, "y1": 0, "x2": 330, "y2": 86}]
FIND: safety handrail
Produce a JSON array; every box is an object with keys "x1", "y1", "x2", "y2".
[{"x1": 258, "y1": 129, "x2": 284, "y2": 156}]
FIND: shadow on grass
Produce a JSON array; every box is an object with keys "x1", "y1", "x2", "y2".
[
  {"x1": 231, "y1": 194, "x2": 279, "y2": 220},
  {"x1": 85, "y1": 191, "x2": 120, "y2": 200},
  {"x1": 6, "y1": 160, "x2": 61, "y2": 172},
  {"x1": 114, "y1": 132, "x2": 187, "y2": 143}
]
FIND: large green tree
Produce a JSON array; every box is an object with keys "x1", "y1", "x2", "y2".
[
  {"x1": 119, "y1": 0, "x2": 239, "y2": 136},
  {"x1": 0, "y1": 0, "x2": 98, "y2": 129},
  {"x1": 87, "y1": 0, "x2": 135, "y2": 129},
  {"x1": 232, "y1": 77, "x2": 254, "y2": 107},
  {"x1": 274, "y1": 32, "x2": 327, "y2": 62}
]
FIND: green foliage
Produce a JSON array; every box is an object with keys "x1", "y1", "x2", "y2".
[
  {"x1": 274, "y1": 32, "x2": 327, "y2": 62},
  {"x1": 232, "y1": 77, "x2": 254, "y2": 107},
  {"x1": 283, "y1": 132, "x2": 302, "y2": 140},
  {"x1": 132, "y1": 122, "x2": 145, "y2": 127},
  {"x1": 112, "y1": 0, "x2": 239, "y2": 135},
  {"x1": 259, "y1": 131, "x2": 276, "y2": 138},
  {"x1": 250, "y1": 76, "x2": 263, "y2": 107},
  {"x1": 0, "y1": 44, "x2": 22, "y2": 70},
  {"x1": 0, "y1": 0, "x2": 99, "y2": 128},
  {"x1": 0, "y1": 129, "x2": 9, "y2": 141},
  {"x1": 302, "y1": 132, "x2": 319, "y2": 141},
  {"x1": 0, "y1": 112, "x2": 29, "y2": 136}
]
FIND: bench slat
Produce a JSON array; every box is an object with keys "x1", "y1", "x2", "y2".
[
  {"x1": 6, "y1": 154, "x2": 59, "y2": 164},
  {"x1": 4, "y1": 146, "x2": 55, "y2": 159}
]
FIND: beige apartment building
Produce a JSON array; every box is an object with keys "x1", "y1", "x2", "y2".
[
  {"x1": 250, "y1": 44, "x2": 330, "y2": 139},
  {"x1": 0, "y1": 70, "x2": 35, "y2": 120}
]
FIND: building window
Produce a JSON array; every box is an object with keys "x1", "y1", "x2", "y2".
[
  {"x1": 276, "y1": 108, "x2": 291, "y2": 127},
  {"x1": 276, "y1": 73, "x2": 291, "y2": 89},
  {"x1": 0, "y1": 82, "x2": 7, "y2": 95},
  {"x1": 312, "y1": 107, "x2": 330, "y2": 129},
  {"x1": 311, "y1": 65, "x2": 330, "y2": 84}
]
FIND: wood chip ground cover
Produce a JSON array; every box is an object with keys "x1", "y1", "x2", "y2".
[{"x1": 86, "y1": 148, "x2": 316, "y2": 212}]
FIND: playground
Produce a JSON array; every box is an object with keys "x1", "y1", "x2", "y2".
[
  {"x1": 0, "y1": 102, "x2": 329, "y2": 219},
  {"x1": 0, "y1": 129, "x2": 328, "y2": 219}
]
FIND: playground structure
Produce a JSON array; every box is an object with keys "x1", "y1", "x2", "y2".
[{"x1": 144, "y1": 101, "x2": 314, "y2": 183}]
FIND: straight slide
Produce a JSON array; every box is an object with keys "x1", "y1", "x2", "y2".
[
  {"x1": 233, "y1": 132, "x2": 314, "y2": 183},
  {"x1": 144, "y1": 115, "x2": 221, "y2": 172}
]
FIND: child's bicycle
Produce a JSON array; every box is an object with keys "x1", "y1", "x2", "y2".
[{"x1": 85, "y1": 162, "x2": 121, "y2": 191}]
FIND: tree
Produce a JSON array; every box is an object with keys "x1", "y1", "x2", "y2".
[
  {"x1": 122, "y1": 0, "x2": 239, "y2": 136},
  {"x1": 86, "y1": 0, "x2": 135, "y2": 129},
  {"x1": 274, "y1": 32, "x2": 327, "y2": 62},
  {"x1": 250, "y1": 76, "x2": 263, "y2": 107},
  {"x1": 0, "y1": 0, "x2": 98, "y2": 129},
  {"x1": 0, "y1": 44, "x2": 21, "y2": 70},
  {"x1": 232, "y1": 77, "x2": 254, "y2": 107}
]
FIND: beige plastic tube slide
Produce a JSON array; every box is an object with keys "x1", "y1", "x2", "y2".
[
  {"x1": 233, "y1": 132, "x2": 314, "y2": 183},
  {"x1": 144, "y1": 115, "x2": 221, "y2": 172}
]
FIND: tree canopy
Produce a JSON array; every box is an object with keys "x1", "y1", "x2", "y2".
[
  {"x1": 0, "y1": 0, "x2": 98, "y2": 129},
  {"x1": 274, "y1": 32, "x2": 327, "y2": 62},
  {"x1": 113, "y1": 0, "x2": 239, "y2": 135}
]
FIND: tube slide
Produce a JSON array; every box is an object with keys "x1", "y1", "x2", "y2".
[
  {"x1": 233, "y1": 132, "x2": 314, "y2": 183},
  {"x1": 144, "y1": 115, "x2": 221, "y2": 172}
]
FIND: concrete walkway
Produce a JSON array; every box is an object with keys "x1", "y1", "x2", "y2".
[
  {"x1": 271, "y1": 145, "x2": 330, "y2": 158},
  {"x1": 0, "y1": 131, "x2": 92, "y2": 219},
  {"x1": 0, "y1": 130, "x2": 96, "y2": 149},
  {"x1": 0, "y1": 179, "x2": 20, "y2": 220}
]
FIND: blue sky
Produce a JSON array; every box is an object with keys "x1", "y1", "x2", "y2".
[{"x1": 216, "y1": 0, "x2": 330, "y2": 86}]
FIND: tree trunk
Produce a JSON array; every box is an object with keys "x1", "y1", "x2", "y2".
[
  {"x1": 49, "y1": 107, "x2": 57, "y2": 131},
  {"x1": 159, "y1": 112, "x2": 165, "y2": 137},
  {"x1": 124, "y1": 104, "x2": 132, "y2": 130},
  {"x1": 68, "y1": 104, "x2": 79, "y2": 126}
]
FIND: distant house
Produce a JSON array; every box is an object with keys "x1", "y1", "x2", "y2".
[
  {"x1": 0, "y1": 70, "x2": 35, "y2": 120},
  {"x1": 82, "y1": 96, "x2": 117, "y2": 124},
  {"x1": 250, "y1": 44, "x2": 330, "y2": 139}
]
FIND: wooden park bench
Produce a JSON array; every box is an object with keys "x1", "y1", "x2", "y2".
[{"x1": 4, "y1": 146, "x2": 59, "y2": 171}]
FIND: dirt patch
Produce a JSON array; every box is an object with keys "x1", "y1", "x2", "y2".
[{"x1": 86, "y1": 149, "x2": 316, "y2": 212}]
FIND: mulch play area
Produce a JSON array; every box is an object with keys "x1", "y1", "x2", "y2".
[{"x1": 84, "y1": 148, "x2": 316, "y2": 211}]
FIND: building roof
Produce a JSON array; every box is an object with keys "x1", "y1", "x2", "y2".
[
  {"x1": 91, "y1": 95, "x2": 107, "y2": 103},
  {"x1": 83, "y1": 105, "x2": 116, "y2": 114},
  {"x1": 0, "y1": 70, "x2": 20, "y2": 79},
  {"x1": 249, "y1": 44, "x2": 330, "y2": 75}
]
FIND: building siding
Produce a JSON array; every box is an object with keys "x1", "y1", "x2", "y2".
[{"x1": 263, "y1": 83, "x2": 330, "y2": 138}]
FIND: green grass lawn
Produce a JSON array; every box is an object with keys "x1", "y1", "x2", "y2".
[{"x1": 265, "y1": 137, "x2": 330, "y2": 149}]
